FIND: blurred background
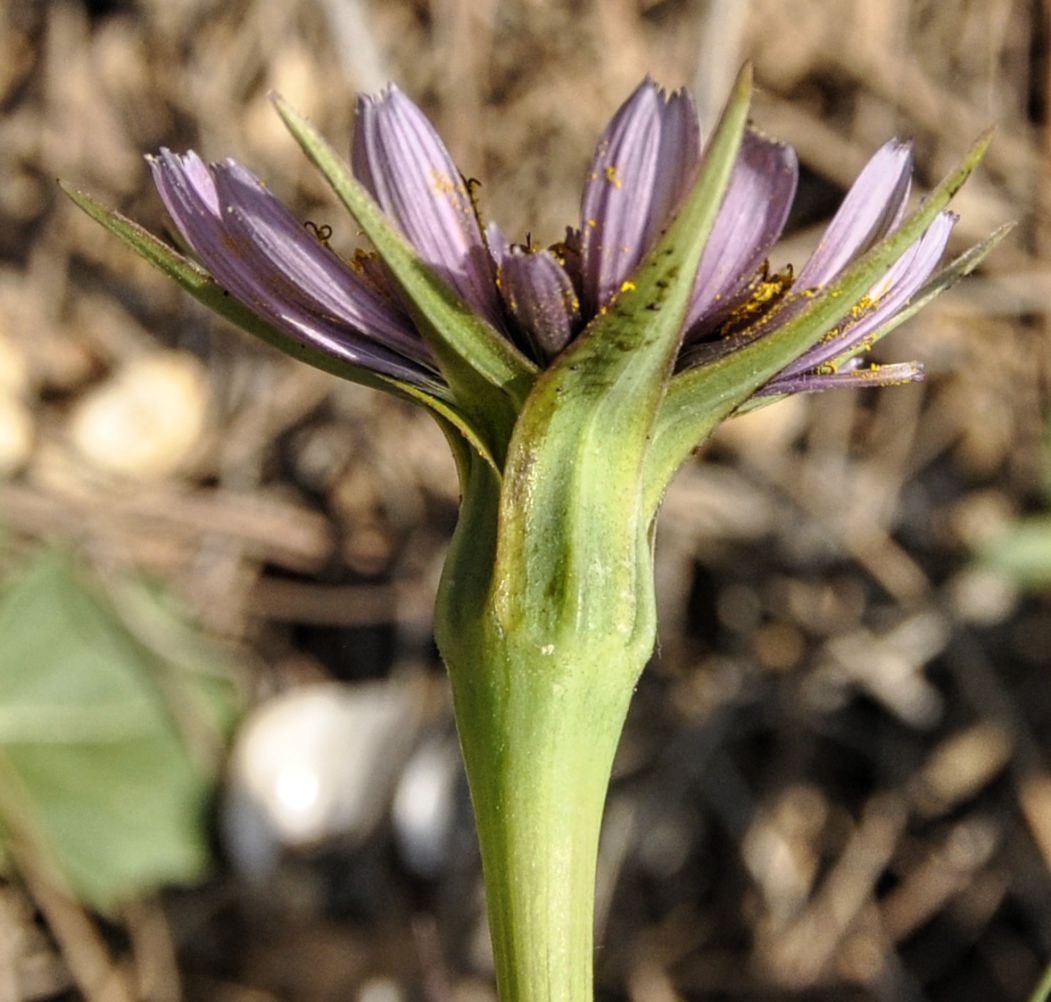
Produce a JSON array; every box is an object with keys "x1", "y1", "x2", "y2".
[{"x1": 0, "y1": 0, "x2": 1047, "y2": 999}]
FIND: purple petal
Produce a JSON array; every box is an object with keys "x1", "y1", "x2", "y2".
[
  {"x1": 211, "y1": 160, "x2": 430, "y2": 365},
  {"x1": 579, "y1": 78, "x2": 701, "y2": 313},
  {"x1": 488, "y1": 223, "x2": 580, "y2": 362},
  {"x1": 685, "y1": 130, "x2": 798, "y2": 333},
  {"x1": 149, "y1": 149, "x2": 439, "y2": 388},
  {"x1": 795, "y1": 139, "x2": 914, "y2": 289},
  {"x1": 759, "y1": 360, "x2": 924, "y2": 396},
  {"x1": 781, "y1": 210, "x2": 956, "y2": 378},
  {"x1": 351, "y1": 85, "x2": 504, "y2": 329}
]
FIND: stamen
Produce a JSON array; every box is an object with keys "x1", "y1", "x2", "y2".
[{"x1": 303, "y1": 220, "x2": 333, "y2": 246}]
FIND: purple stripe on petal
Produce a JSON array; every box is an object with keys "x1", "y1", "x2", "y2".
[
  {"x1": 149, "y1": 150, "x2": 441, "y2": 389},
  {"x1": 795, "y1": 139, "x2": 913, "y2": 289},
  {"x1": 781, "y1": 210, "x2": 956, "y2": 378},
  {"x1": 351, "y1": 85, "x2": 504, "y2": 329},
  {"x1": 579, "y1": 78, "x2": 701, "y2": 313},
  {"x1": 685, "y1": 130, "x2": 798, "y2": 334},
  {"x1": 489, "y1": 223, "x2": 580, "y2": 362},
  {"x1": 759, "y1": 360, "x2": 924, "y2": 396}
]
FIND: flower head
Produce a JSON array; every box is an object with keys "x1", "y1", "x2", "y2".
[
  {"x1": 66, "y1": 68, "x2": 1002, "y2": 486},
  {"x1": 142, "y1": 78, "x2": 996, "y2": 411}
]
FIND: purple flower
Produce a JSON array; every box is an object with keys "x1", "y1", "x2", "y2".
[{"x1": 148, "y1": 79, "x2": 969, "y2": 401}]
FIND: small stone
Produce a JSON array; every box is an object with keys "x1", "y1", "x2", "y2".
[
  {"x1": 223, "y1": 681, "x2": 423, "y2": 879},
  {"x1": 68, "y1": 351, "x2": 209, "y2": 480}
]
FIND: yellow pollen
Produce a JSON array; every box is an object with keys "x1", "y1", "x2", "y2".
[
  {"x1": 605, "y1": 165, "x2": 623, "y2": 188},
  {"x1": 620, "y1": 280, "x2": 636, "y2": 293},
  {"x1": 430, "y1": 170, "x2": 461, "y2": 197},
  {"x1": 850, "y1": 294, "x2": 876, "y2": 320},
  {"x1": 714, "y1": 264, "x2": 794, "y2": 338}
]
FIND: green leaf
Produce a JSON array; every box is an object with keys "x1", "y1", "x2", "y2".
[
  {"x1": 60, "y1": 183, "x2": 500, "y2": 471},
  {"x1": 0, "y1": 551, "x2": 239, "y2": 913},
  {"x1": 645, "y1": 130, "x2": 994, "y2": 510},
  {"x1": 271, "y1": 96, "x2": 538, "y2": 464},
  {"x1": 488, "y1": 66, "x2": 753, "y2": 644}
]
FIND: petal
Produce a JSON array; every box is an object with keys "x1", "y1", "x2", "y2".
[
  {"x1": 579, "y1": 78, "x2": 701, "y2": 313},
  {"x1": 149, "y1": 150, "x2": 439, "y2": 388},
  {"x1": 759, "y1": 360, "x2": 924, "y2": 396},
  {"x1": 489, "y1": 223, "x2": 580, "y2": 362},
  {"x1": 351, "y1": 85, "x2": 504, "y2": 329},
  {"x1": 212, "y1": 160, "x2": 431, "y2": 367},
  {"x1": 781, "y1": 210, "x2": 956, "y2": 378},
  {"x1": 795, "y1": 139, "x2": 914, "y2": 289},
  {"x1": 685, "y1": 130, "x2": 798, "y2": 332}
]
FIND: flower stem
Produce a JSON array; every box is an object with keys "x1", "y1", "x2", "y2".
[
  {"x1": 450, "y1": 651, "x2": 636, "y2": 1002},
  {"x1": 435, "y1": 456, "x2": 653, "y2": 1001}
]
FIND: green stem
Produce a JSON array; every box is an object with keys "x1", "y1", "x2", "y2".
[
  {"x1": 435, "y1": 456, "x2": 653, "y2": 1001},
  {"x1": 450, "y1": 649, "x2": 637, "y2": 1002}
]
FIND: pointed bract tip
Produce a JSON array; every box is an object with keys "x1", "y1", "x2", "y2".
[
  {"x1": 57, "y1": 179, "x2": 94, "y2": 211},
  {"x1": 270, "y1": 92, "x2": 314, "y2": 141},
  {"x1": 736, "y1": 61, "x2": 754, "y2": 92},
  {"x1": 58, "y1": 178, "x2": 96, "y2": 214},
  {"x1": 970, "y1": 126, "x2": 995, "y2": 161},
  {"x1": 269, "y1": 91, "x2": 300, "y2": 127}
]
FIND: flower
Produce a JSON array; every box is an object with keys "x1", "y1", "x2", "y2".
[
  {"x1": 65, "y1": 70, "x2": 1004, "y2": 1002},
  {"x1": 146, "y1": 78, "x2": 977, "y2": 408}
]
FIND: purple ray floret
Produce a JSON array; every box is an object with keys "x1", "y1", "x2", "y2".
[
  {"x1": 579, "y1": 78, "x2": 701, "y2": 314},
  {"x1": 488, "y1": 223, "x2": 580, "y2": 361},
  {"x1": 772, "y1": 209, "x2": 957, "y2": 385},
  {"x1": 352, "y1": 84, "x2": 505, "y2": 332},
  {"x1": 760, "y1": 360, "x2": 925, "y2": 396},
  {"x1": 685, "y1": 130, "x2": 798, "y2": 334},
  {"x1": 148, "y1": 149, "x2": 440, "y2": 389},
  {"x1": 795, "y1": 139, "x2": 913, "y2": 289}
]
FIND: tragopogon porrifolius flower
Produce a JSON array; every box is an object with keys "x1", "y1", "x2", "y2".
[
  {"x1": 64, "y1": 66, "x2": 1006, "y2": 1002},
  {"x1": 140, "y1": 79, "x2": 988, "y2": 404}
]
